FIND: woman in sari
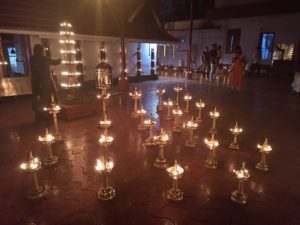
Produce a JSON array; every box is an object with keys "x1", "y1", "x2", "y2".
[{"x1": 230, "y1": 46, "x2": 245, "y2": 91}]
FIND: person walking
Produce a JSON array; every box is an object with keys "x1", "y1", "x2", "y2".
[
  {"x1": 209, "y1": 44, "x2": 218, "y2": 81},
  {"x1": 230, "y1": 46, "x2": 246, "y2": 91},
  {"x1": 201, "y1": 47, "x2": 210, "y2": 80},
  {"x1": 30, "y1": 44, "x2": 61, "y2": 122}
]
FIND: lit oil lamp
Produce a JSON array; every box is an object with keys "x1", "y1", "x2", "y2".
[
  {"x1": 183, "y1": 93, "x2": 192, "y2": 113},
  {"x1": 185, "y1": 117, "x2": 198, "y2": 148},
  {"x1": 43, "y1": 94, "x2": 62, "y2": 142},
  {"x1": 256, "y1": 138, "x2": 272, "y2": 171},
  {"x1": 229, "y1": 122, "x2": 243, "y2": 150},
  {"x1": 163, "y1": 98, "x2": 173, "y2": 120},
  {"x1": 20, "y1": 152, "x2": 46, "y2": 199},
  {"x1": 95, "y1": 156, "x2": 115, "y2": 200},
  {"x1": 209, "y1": 107, "x2": 220, "y2": 134},
  {"x1": 166, "y1": 160, "x2": 184, "y2": 201},
  {"x1": 204, "y1": 135, "x2": 219, "y2": 169},
  {"x1": 173, "y1": 84, "x2": 183, "y2": 106},
  {"x1": 156, "y1": 86, "x2": 166, "y2": 111},
  {"x1": 172, "y1": 106, "x2": 183, "y2": 133},
  {"x1": 99, "y1": 113, "x2": 112, "y2": 129},
  {"x1": 153, "y1": 128, "x2": 169, "y2": 168},
  {"x1": 99, "y1": 129, "x2": 114, "y2": 148},
  {"x1": 38, "y1": 128, "x2": 58, "y2": 166},
  {"x1": 144, "y1": 114, "x2": 157, "y2": 146},
  {"x1": 129, "y1": 86, "x2": 142, "y2": 118},
  {"x1": 137, "y1": 104, "x2": 147, "y2": 130},
  {"x1": 195, "y1": 99, "x2": 205, "y2": 123},
  {"x1": 231, "y1": 162, "x2": 250, "y2": 204}
]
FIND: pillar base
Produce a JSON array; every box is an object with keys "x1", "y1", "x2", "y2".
[
  {"x1": 231, "y1": 190, "x2": 248, "y2": 204},
  {"x1": 166, "y1": 188, "x2": 183, "y2": 201},
  {"x1": 27, "y1": 185, "x2": 46, "y2": 199},
  {"x1": 97, "y1": 187, "x2": 116, "y2": 201}
]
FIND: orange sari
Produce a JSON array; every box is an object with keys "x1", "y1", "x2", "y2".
[{"x1": 230, "y1": 54, "x2": 245, "y2": 88}]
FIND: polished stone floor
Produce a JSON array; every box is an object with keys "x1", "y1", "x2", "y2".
[{"x1": 0, "y1": 77, "x2": 300, "y2": 225}]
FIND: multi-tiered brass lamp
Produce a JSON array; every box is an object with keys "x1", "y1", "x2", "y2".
[
  {"x1": 153, "y1": 129, "x2": 169, "y2": 168},
  {"x1": 195, "y1": 99, "x2": 205, "y2": 123},
  {"x1": 144, "y1": 114, "x2": 157, "y2": 146},
  {"x1": 43, "y1": 95, "x2": 62, "y2": 142},
  {"x1": 156, "y1": 86, "x2": 165, "y2": 111},
  {"x1": 172, "y1": 106, "x2": 183, "y2": 133},
  {"x1": 166, "y1": 160, "x2": 184, "y2": 201},
  {"x1": 137, "y1": 104, "x2": 147, "y2": 131},
  {"x1": 95, "y1": 156, "x2": 115, "y2": 200},
  {"x1": 183, "y1": 93, "x2": 192, "y2": 113},
  {"x1": 38, "y1": 128, "x2": 58, "y2": 166},
  {"x1": 209, "y1": 107, "x2": 220, "y2": 135},
  {"x1": 256, "y1": 138, "x2": 272, "y2": 171},
  {"x1": 20, "y1": 152, "x2": 46, "y2": 199},
  {"x1": 163, "y1": 98, "x2": 173, "y2": 120},
  {"x1": 204, "y1": 135, "x2": 219, "y2": 169},
  {"x1": 229, "y1": 122, "x2": 243, "y2": 150},
  {"x1": 185, "y1": 117, "x2": 198, "y2": 148},
  {"x1": 231, "y1": 162, "x2": 250, "y2": 204},
  {"x1": 129, "y1": 86, "x2": 142, "y2": 118},
  {"x1": 99, "y1": 129, "x2": 114, "y2": 148},
  {"x1": 173, "y1": 84, "x2": 183, "y2": 107}
]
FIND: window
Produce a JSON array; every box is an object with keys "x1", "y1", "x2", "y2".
[
  {"x1": 226, "y1": 29, "x2": 241, "y2": 53},
  {"x1": 259, "y1": 32, "x2": 275, "y2": 61},
  {"x1": 0, "y1": 33, "x2": 31, "y2": 77}
]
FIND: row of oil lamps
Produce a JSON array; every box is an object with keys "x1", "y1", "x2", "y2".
[
  {"x1": 128, "y1": 85, "x2": 273, "y2": 203},
  {"x1": 19, "y1": 85, "x2": 272, "y2": 205}
]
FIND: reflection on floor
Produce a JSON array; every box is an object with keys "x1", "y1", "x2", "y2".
[{"x1": 0, "y1": 77, "x2": 299, "y2": 225}]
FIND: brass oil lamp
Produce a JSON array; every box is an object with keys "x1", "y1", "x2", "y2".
[
  {"x1": 163, "y1": 98, "x2": 173, "y2": 120},
  {"x1": 20, "y1": 152, "x2": 46, "y2": 199},
  {"x1": 38, "y1": 128, "x2": 58, "y2": 166},
  {"x1": 137, "y1": 104, "x2": 147, "y2": 131},
  {"x1": 173, "y1": 84, "x2": 183, "y2": 106},
  {"x1": 95, "y1": 156, "x2": 115, "y2": 200},
  {"x1": 99, "y1": 129, "x2": 114, "y2": 148},
  {"x1": 185, "y1": 116, "x2": 198, "y2": 148},
  {"x1": 43, "y1": 94, "x2": 62, "y2": 142},
  {"x1": 97, "y1": 92, "x2": 111, "y2": 129},
  {"x1": 144, "y1": 114, "x2": 157, "y2": 146},
  {"x1": 153, "y1": 128, "x2": 169, "y2": 168},
  {"x1": 256, "y1": 138, "x2": 272, "y2": 171},
  {"x1": 209, "y1": 107, "x2": 220, "y2": 134},
  {"x1": 231, "y1": 162, "x2": 250, "y2": 204},
  {"x1": 166, "y1": 160, "x2": 184, "y2": 201},
  {"x1": 183, "y1": 93, "x2": 192, "y2": 113},
  {"x1": 129, "y1": 86, "x2": 142, "y2": 118},
  {"x1": 172, "y1": 106, "x2": 183, "y2": 133},
  {"x1": 229, "y1": 122, "x2": 243, "y2": 150},
  {"x1": 156, "y1": 86, "x2": 166, "y2": 111},
  {"x1": 204, "y1": 135, "x2": 219, "y2": 169},
  {"x1": 195, "y1": 99, "x2": 205, "y2": 123}
]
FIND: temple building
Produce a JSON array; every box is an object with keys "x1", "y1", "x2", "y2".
[{"x1": 0, "y1": 0, "x2": 300, "y2": 225}]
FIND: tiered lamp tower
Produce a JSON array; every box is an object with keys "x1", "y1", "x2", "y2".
[
  {"x1": 209, "y1": 107, "x2": 220, "y2": 135},
  {"x1": 166, "y1": 160, "x2": 184, "y2": 201},
  {"x1": 156, "y1": 86, "x2": 165, "y2": 111},
  {"x1": 183, "y1": 93, "x2": 192, "y2": 113},
  {"x1": 38, "y1": 129, "x2": 58, "y2": 166},
  {"x1": 163, "y1": 98, "x2": 173, "y2": 120},
  {"x1": 20, "y1": 152, "x2": 46, "y2": 199},
  {"x1": 204, "y1": 135, "x2": 219, "y2": 169},
  {"x1": 153, "y1": 128, "x2": 169, "y2": 168},
  {"x1": 231, "y1": 162, "x2": 250, "y2": 204},
  {"x1": 59, "y1": 21, "x2": 82, "y2": 100},
  {"x1": 256, "y1": 138, "x2": 272, "y2": 171},
  {"x1": 137, "y1": 105, "x2": 147, "y2": 130},
  {"x1": 195, "y1": 99, "x2": 205, "y2": 123},
  {"x1": 43, "y1": 94, "x2": 62, "y2": 142},
  {"x1": 185, "y1": 117, "x2": 198, "y2": 148},
  {"x1": 229, "y1": 122, "x2": 243, "y2": 150},
  {"x1": 172, "y1": 106, "x2": 183, "y2": 133},
  {"x1": 173, "y1": 84, "x2": 183, "y2": 106},
  {"x1": 144, "y1": 114, "x2": 157, "y2": 146},
  {"x1": 129, "y1": 86, "x2": 142, "y2": 118}
]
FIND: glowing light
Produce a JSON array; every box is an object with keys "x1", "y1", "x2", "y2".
[{"x1": 167, "y1": 160, "x2": 184, "y2": 179}]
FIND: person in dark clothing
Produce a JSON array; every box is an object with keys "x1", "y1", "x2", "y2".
[
  {"x1": 201, "y1": 46, "x2": 210, "y2": 79},
  {"x1": 30, "y1": 44, "x2": 61, "y2": 122}
]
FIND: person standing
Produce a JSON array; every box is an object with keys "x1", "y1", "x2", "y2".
[
  {"x1": 230, "y1": 46, "x2": 246, "y2": 91},
  {"x1": 30, "y1": 44, "x2": 61, "y2": 122},
  {"x1": 201, "y1": 47, "x2": 210, "y2": 79},
  {"x1": 216, "y1": 45, "x2": 222, "y2": 66},
  {"x1": 209, "y1": 44, "x2": 218, "y2": 81}
]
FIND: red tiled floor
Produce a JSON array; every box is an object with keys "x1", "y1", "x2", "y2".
[{"x1": 0, "y1": 77, "x2": 300, "y2": 225}]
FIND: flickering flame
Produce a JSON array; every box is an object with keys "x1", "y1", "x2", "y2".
[
  {"x1": 233, "y1": 162, "x2": 250, "y2": 179},
  {"x1": 137, "y1": 108, "x2": 146, "y2": 115},
  {"x1": 163, "y1": 99, "x2": 173, "y2": 106},
  {"x1": 209, "y1": 108, "x2": 220, "y2": 118},
  {"x1": 154, "y1": 129, "x2": 169, "y2": 143},
  {"x1": 257, "y1": 139, "x2": 272, "y2": 152},
  {"x1": 61, "y1": 71, "x2": 82, "y2": 76},
  {"x1": 60, "y1": 22, "x2": 72, "y2": 27},
  {"x1": 61, "y1": 83, "x2": 81, "y2": 88},
  {"x1": 196, "y1": 100, "x2": 205, "y2": 108},
  {"x1": 0, "y1": 61, "x2": 8, "y2": 65},
  {"x1": 230, "y1": 123, "x2": 243, "y2": 134},
  {"x1": 156, "y1": 87, "x2": 165, "y2": 95},
  {"x1": 99, "y1": 120, "x2": 112, "y2": 126},
  {"x1": 95, "y1": 158, "x2": 114, "y2": 172},
  {"x1": 60, "y1": 49, "x2": 76, "y2": 54},
  {"x1": 187, "y1": 120, "x2": 198, "y2": 128},
  {"x1": 174, "y1": 85, "x2": 183, "y2": 92},
  {"x1": 204, "y1": 138, "x2": 219, "y2": 148},
  {"x1": 99, "y1": 134, "x2": 113, "y2": 144},
  {"x1": 61, "y1": 60, "x2": 82, "y2": 64},
  {"x1": 129, "y1": 88, "x2": 142, "y2": 98},
  {"x1": 144, "y1": 118, "x2": 156, "y2": 126},
  {"x1": 167, "y1": 160, "x2": 184, "y2": 179},
  {"x1": 184, "y1": 94, "x2": 192, "y2": 101},
  {"x1": 60, "y1": 31, "x2": 74, "y2": 35},
  {"x1": 59, "y1": 39, "x2": 75, "y2": 44},
  {"x1": 173, "y1": 108, "x2": 183, "y2": 116},
  {"x1": 20, "y1": 157, "x2": 40, "y2": 171}
]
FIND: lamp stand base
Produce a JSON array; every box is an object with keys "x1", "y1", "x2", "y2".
[
  {"x1": 27, "y1": 185, "x2": 46, "y2": 199},
  {"x1": 166, "y1": 188, "x2": 183, "y2": 201},
  {"x1": 231, "y1": 190, "x2": 247, "y2": 204},
  {"x1": 97, "y1": 187, "x2": 115, "y2": 201}
]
